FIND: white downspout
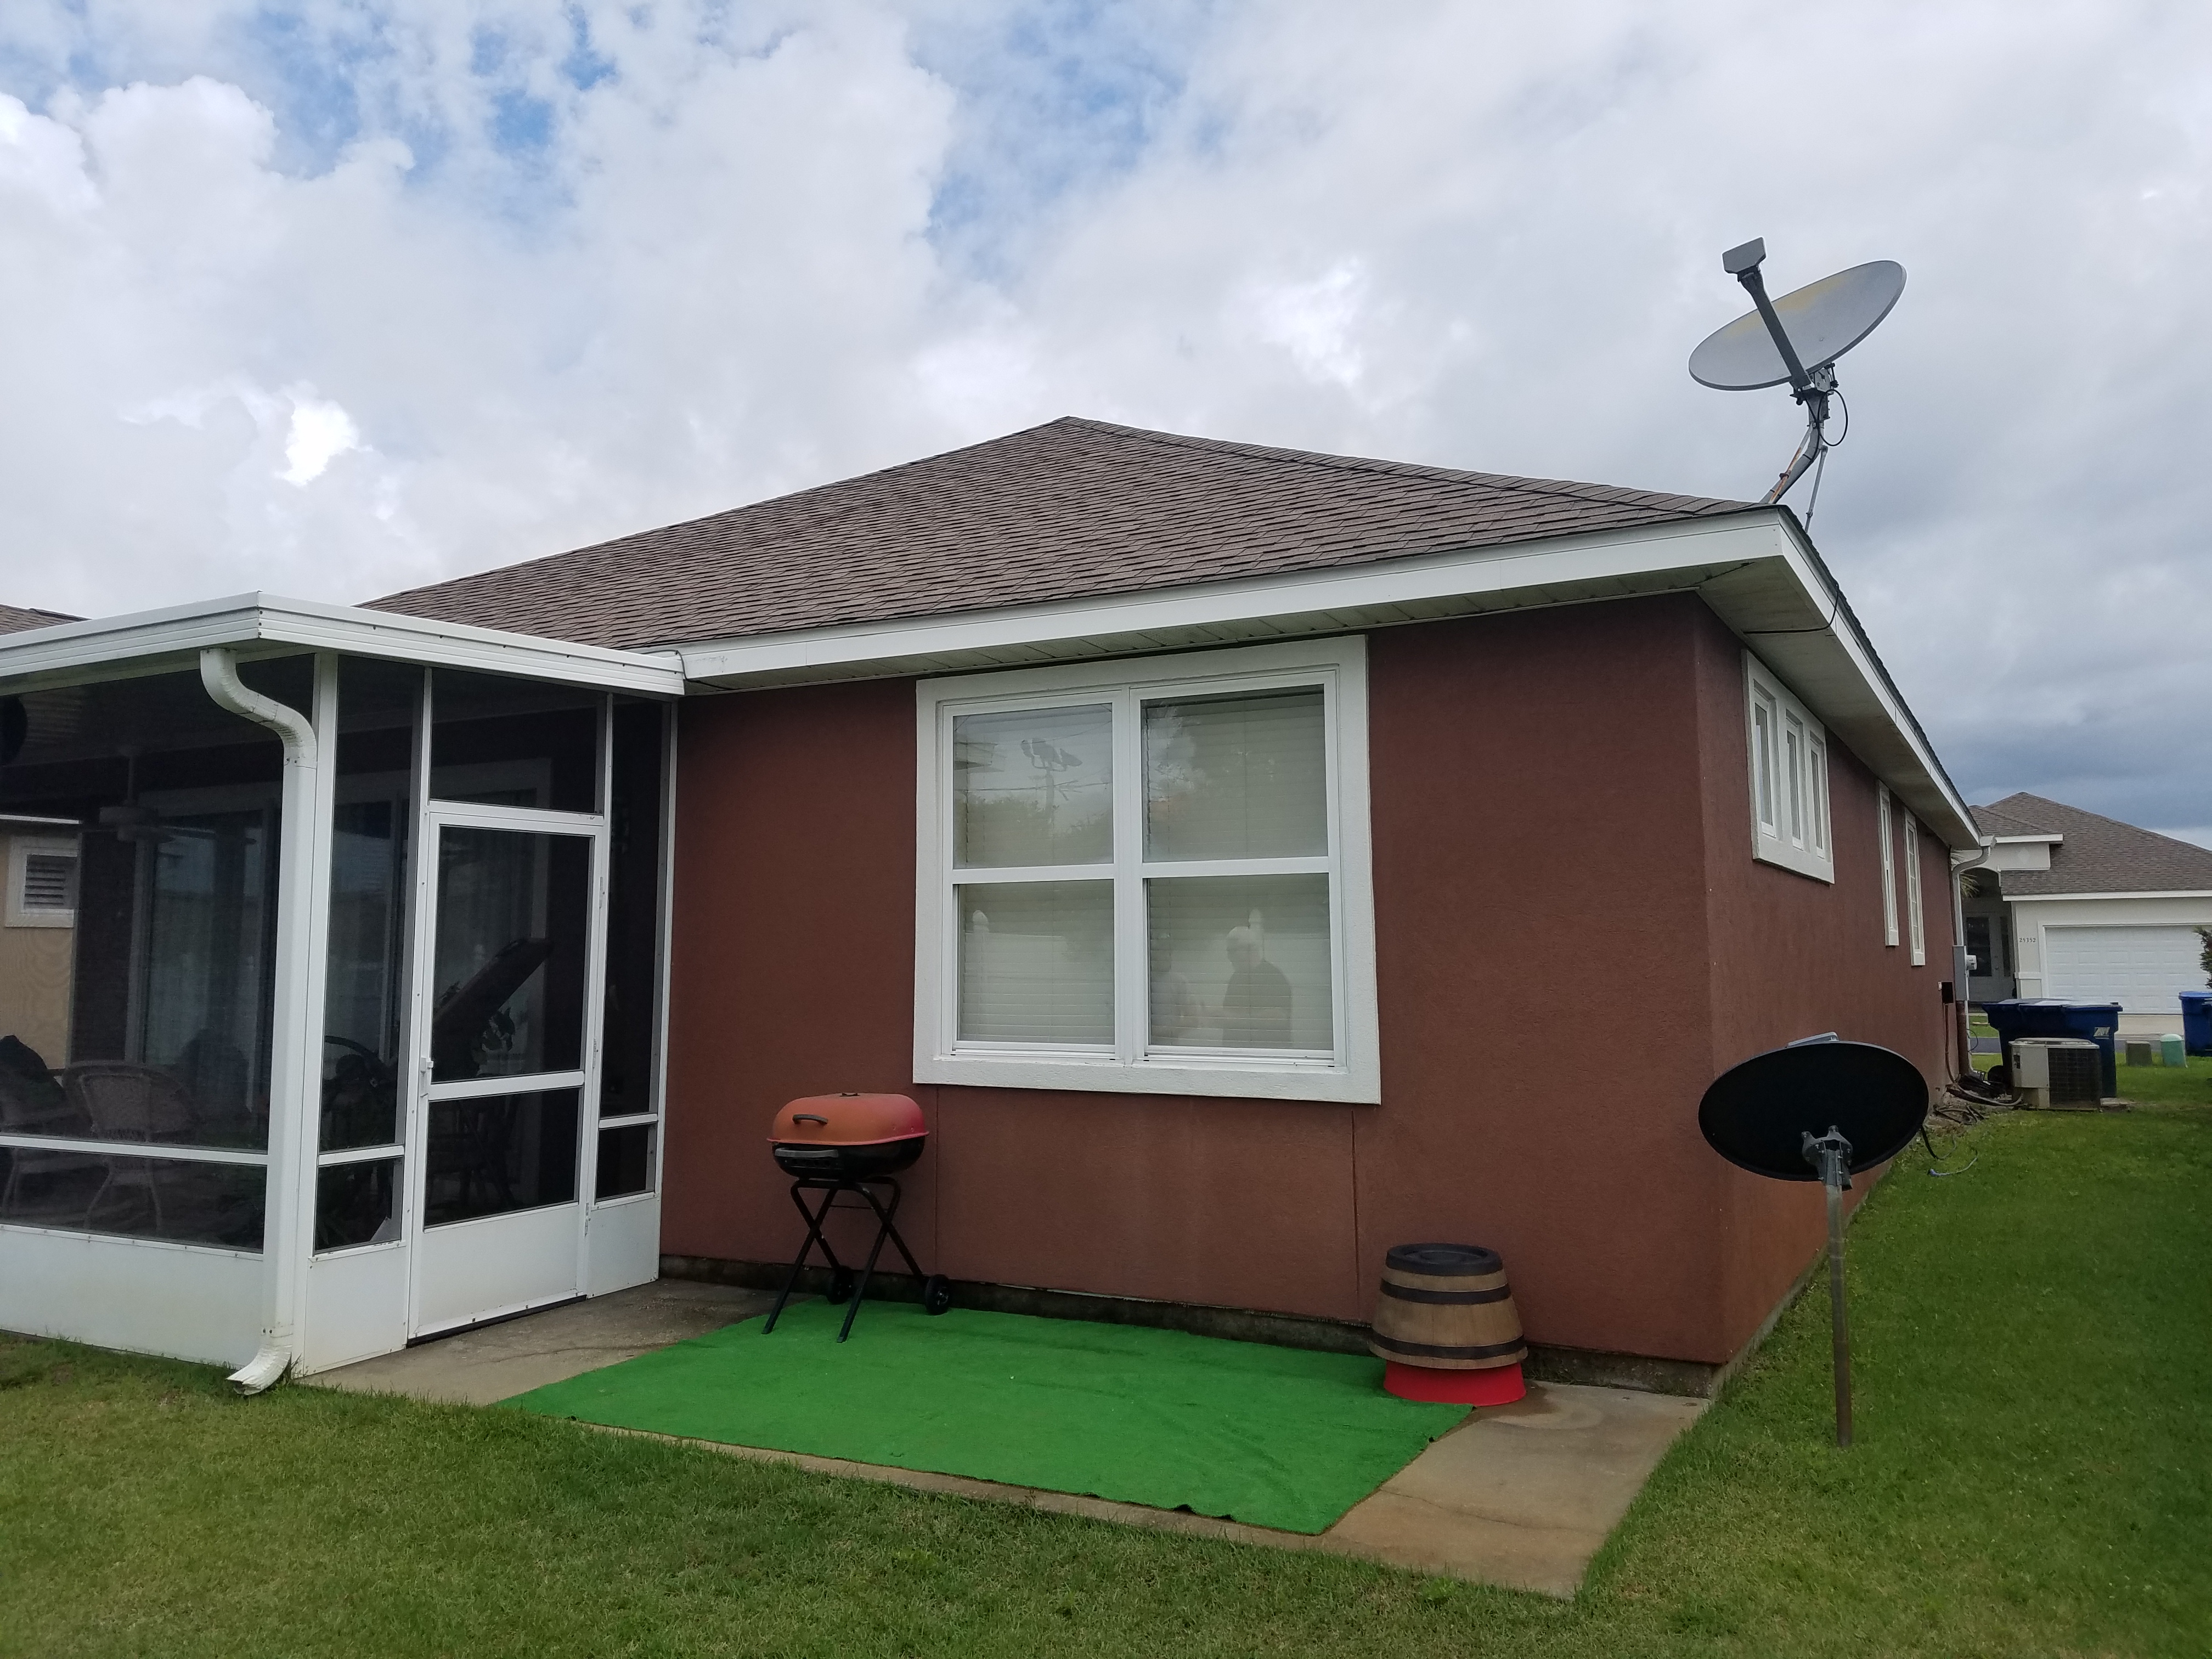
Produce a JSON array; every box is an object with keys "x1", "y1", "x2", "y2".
[
  {"x1": 200, "y1": 648, "x2": 335, "y2": 1393},
  {"x1": 1950, "y1": 834, "x2": 1995, "y2": 1080}
]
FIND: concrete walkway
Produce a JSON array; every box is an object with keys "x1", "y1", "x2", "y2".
[{"x1": 309, "y1": 1280, "x2": 1702, "y2": 1598}]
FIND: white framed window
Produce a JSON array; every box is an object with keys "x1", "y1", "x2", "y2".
[
  {"x1": 1743, "y1": 653, "x2": 1833, "y2": 883},
  {"x1": 5, "y1": 837, "x2": 78, "y2": 928},
  {"x1": 914, "y1": 638, "x2": 1379, "y2": 1104},
  {"x1": 1877, "y1": 785, "x2": 1899, "y2": 946},
  {"x1": 1903, "y1": 809, "x2": 1926, "y2": 966}
]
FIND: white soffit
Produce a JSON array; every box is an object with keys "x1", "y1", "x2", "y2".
[
  {"x1": 676, "y1": 509, "x2": 1977, "y2": 850},
  {"x1": 0, "y1": 592, "x2": 686, "y2": 697}
]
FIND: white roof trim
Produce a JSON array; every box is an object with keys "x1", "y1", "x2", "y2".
[
  {"x1": 2008, "y1": 890, "x2": 2212, "y2": 902},
  {"x1": 1989, "y1": 832, "x2": 2064, "y2": 845},
  {"x1": 675, "y1": 509, "x2": 1977, "y2": 850},
  {"x1": 0, "y1": 592, "x2": 686, "y2": 697}
]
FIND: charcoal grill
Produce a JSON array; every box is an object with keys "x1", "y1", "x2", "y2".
[{"x1": 763, "y1": 1092, "x2": 951, "y2": 1340}]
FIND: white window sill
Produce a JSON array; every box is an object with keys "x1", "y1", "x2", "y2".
[
  {"x1": 916, "y1": 1052, "x2": 1381, "y2": 1104},
  {"x1": 1754, "y1": 837, "x2": 1835, "y2": 883}
]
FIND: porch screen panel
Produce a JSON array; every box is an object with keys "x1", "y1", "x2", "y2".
[
  {"x1": 429, "y1": 670, "x2": 600, "y2": 814},
  {"x1": 423, "y1": 1087, "x2": 580, "y2": 1226},
  {"x1": 0, "y1": 670, "x2": 292, "y2": 1190},
  {"x1": 319, "y1": 658, "x2": 421, "y2": 1155},
  {"x1": 430, "y1": 828, "x2": 591, "y2": 1084},
  {"x1": 599, "y1": 699, "x2": 665, "y2": 1124}
]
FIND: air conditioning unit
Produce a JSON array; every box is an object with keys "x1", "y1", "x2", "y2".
[{"x1": 2009, "y1": 1037, "x2": 2102, "y2": 1110}]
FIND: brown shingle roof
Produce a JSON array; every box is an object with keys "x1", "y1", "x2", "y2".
[
  {"x1": 1974, "y1": 792, "x2": 2212, "y2": 895},
  {"x1": 366, "y1": 416, "x2": 1755, "y2": 651},
  {"x1": 0, "y1": 602, "x2": 77, "y2": 635}
]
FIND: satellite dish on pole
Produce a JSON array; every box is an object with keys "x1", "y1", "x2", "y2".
[
  {"x1": 1689, "y1": 240, "x2": 1906, "y2": 512},
  {"x1": 1699, "y1": 1036, "x2": 1928, "y2": 1448}
]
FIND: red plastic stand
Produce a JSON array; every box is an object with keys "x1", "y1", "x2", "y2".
[{"x1": 1384, "y1": 1359, "x2": 1526, "y2": 1406}]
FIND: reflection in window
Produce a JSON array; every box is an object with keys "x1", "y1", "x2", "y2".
[
  {"x1": 1144, "y1": 689, "x2": 1327, "y2": 861},
  {"x1": 953, "y1": 704, "x2": 1112, "y2": 867},
  {"x1": 1148, "y1": 875, "x2": 1333, "y2": 1053}
]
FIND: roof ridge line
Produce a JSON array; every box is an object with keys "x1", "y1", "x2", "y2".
[{"x1": 1061, "y1": 416, "x2": 1755, "y2": 514}]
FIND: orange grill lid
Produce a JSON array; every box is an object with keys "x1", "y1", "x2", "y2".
[{"x1": 771, "y1": 1092, "x2": 926, "y2": 1147}]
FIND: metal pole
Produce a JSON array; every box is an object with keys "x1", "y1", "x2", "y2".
[
  {"x1": 1825, "y1": 1164, "x2": 1853, "y2": 1448},
  {"x1": 1804, "y1": 1125, "x2": 1855, "y2": 1448}
]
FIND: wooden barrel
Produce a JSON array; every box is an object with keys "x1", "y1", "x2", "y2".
[{"x1": 1368, "y1": 1242, "x2": 1525, "y2": 1370}]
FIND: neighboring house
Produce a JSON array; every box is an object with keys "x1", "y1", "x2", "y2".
[
  {"x1": 0, "y1": 417, "x2": 1975, "y2": 1393},
  {"x1": 1964, "y1": 792, "x2": 2212, "y2": 1035},
  {"x1": 1, "y1": 605, "x2": 84, "y2": 1068}
]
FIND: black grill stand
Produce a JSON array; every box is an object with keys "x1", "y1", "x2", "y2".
[{"x1": 762, "y1": 1175, "x2": 952, "y2": 1341}]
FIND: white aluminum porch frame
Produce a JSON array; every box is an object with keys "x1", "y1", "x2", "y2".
[{"x1": 0, "y1": 602, "x2": 683, "y2": 1384}]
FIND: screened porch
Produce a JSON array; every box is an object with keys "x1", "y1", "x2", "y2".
[{"x1": 0, "y1": 600, "x2": 684, "y2": 1385}]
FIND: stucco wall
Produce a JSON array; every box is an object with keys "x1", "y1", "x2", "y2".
[
  {"x1": 1695, "y1": 605, "x2": 1956, "y2": 1357},
  {"x1": 658, "y1": 595, "x2": 1953, "y2": 1365}
]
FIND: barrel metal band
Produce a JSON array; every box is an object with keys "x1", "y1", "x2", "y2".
[
  {"x1": 1379, "y1": 1280, "x2": 1512, "y2": 1306},
  {"x1": 1368, "y1": 1331, "x2": 1528, "y2": 1362}
]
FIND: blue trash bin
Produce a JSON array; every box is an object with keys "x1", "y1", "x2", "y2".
[
  {"x1": 2181, "y1": 991, "x2": 2212, "y2": 1058},
  {"x1": 1983, "y1": 1000, "x2": 2120, "y2": 1097}
]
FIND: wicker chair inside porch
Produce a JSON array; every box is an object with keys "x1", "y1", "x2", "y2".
[{"x1": 65, "y1": 1063, "x2": 200, "y2": 1233}]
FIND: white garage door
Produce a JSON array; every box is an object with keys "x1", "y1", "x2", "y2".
[{"x1": 2042, "y1": 925, "x2": 2203, "y2": 1013}]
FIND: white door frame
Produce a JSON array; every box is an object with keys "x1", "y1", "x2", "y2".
[{"x1": 402, "y1": 798, "x2": 611, "y2": 1338}]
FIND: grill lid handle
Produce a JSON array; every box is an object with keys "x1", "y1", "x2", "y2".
[{"x1": 792, "y1": 1113, "x2": 830, "y2": 1126}]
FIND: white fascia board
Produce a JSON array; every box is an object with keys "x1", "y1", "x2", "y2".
[
  {"x1": 678, "y1": 512, "x2": 1782, "y2": 689},
  {"x1": 1990, "y1": 833, "x2": 2065, "y2": 844},
  {"x1": 1732, "y1": 518, "x2": 1979, "y2": 852},
  {"x1": 680, "y1": 506, "x2": 1976, "y2": 853},
  {"x1": 2008, "y1": 889, "x2": 2212, "y2": 902},
  {"x1": 0, "y1": 592, "x2": 685, "y2": 697}
]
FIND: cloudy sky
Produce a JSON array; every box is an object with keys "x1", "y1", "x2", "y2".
[{"x1": 1, "y1": 2, "x2": 2207, "y2": 839}]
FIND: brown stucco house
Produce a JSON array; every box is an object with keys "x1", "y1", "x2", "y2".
[{"x1": 0, "y1": 418, "x2": 1976, "y2": 1391}]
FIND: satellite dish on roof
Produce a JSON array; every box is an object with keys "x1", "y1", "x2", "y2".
[
  {"x1": 1689, "y1": 240, "x2": 1906, "y2": 515},
  {"x1": 1699, "y1": 1035, "x2": 1929, "y2": 1448}
]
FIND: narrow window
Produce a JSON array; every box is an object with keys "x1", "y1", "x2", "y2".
[
  {"x1": 1878, "y1": 785, "x2": 1898, "y2": 946},
  {"x1": 1904, "y1": 809, "x2": 1925, "y2": 966},
  {"x1": 1743, "y1": 654, "x2": 1835, "y2": 883},
  {"x1": 1752, "y1": 691, "x2": 1778, "y2": 832},
  {"x1": 1808, "y1": 737, "x2": 1829, "y2": 856},
  {"x1": 1784, "y1": 713, "x2": 1807, "y2": 846}
]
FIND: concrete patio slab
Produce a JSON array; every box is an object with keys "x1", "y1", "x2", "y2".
[
  {"x1": 308, "y1": 1279, "x2": 775, "y2": 1406},
  {"x1": 307, "y1": 1280, "x2": 1703, "y2": 1597}
]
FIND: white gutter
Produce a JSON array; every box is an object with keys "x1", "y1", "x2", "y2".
[
  {"x1": 0, "y1": 592, "x2": 686, "y2": 698},
  {"x1": 199, "y1": 647, "x2": 337, "y2": 1393},
  {"x1": 1949, "y1": 836, "x2": 1997, "y2": 1075}
]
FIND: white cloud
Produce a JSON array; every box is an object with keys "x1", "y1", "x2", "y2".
[
  {"x1": 0, "y1": 1, "x2": 2205, "y2": 831},
  {"x1": 280, "y1": 394, "x2": 360, "y2": 486}
]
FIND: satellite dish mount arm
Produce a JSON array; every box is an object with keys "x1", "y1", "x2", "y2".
[{"x1": 1724, "y1": 239, "x2": 1836, "y2": 506}]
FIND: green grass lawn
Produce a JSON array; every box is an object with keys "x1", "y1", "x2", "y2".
[{"x1": 3, "y1": 1101, "x2": 2207, "y2": 1658}]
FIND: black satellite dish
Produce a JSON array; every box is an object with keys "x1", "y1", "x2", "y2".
[{"x1": 1699, "y1": 1036, "x2": 1928, "y2": 1448}]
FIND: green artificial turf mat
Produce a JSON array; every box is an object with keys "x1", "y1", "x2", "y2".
[{"x1": 509, "y1": 1299, "x2": 1466, "y2": 1534}]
